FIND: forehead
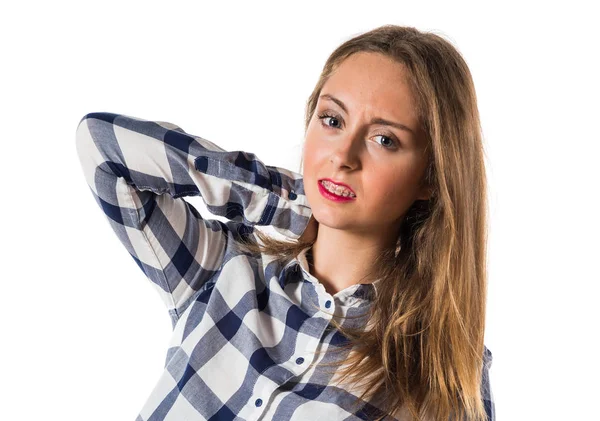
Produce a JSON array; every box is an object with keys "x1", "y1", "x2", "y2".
[{"x1": 320, "y1": 52, "x2": 419, "y2": 123}]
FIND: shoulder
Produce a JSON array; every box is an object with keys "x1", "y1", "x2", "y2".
[{"x1": 483, "y1": 344, "x2": 493, "y2": 368}]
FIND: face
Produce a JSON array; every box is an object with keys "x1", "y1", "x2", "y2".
[{"x1": 302, "y1": 51, "x2": 431, "y2": 244}]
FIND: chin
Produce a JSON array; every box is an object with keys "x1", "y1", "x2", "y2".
[{"x1": 309, "y1": 207, "x2": 350, "y2": 229}]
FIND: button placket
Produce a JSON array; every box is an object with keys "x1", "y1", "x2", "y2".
[{"x1": 246, "y1": 377, "x2": 276, "y2": 418}]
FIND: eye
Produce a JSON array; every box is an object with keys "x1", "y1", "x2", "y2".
[
  {"x1": 316, "y1": 111, "x2": 399, "y2": 150},
  {"x1": 317, "y1": 112, "x2": 343, "y2": 129},
  {"x1": 373, "y1": 133, "x2": 399, "y2": 150}
]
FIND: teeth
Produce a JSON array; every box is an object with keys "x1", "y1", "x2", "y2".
[{"x1": 321, "y1": 180, "x2": 356, "y2": 198}]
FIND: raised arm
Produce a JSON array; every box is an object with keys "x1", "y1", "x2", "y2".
[{"x1": 75, "y1": 112, "x2": 312, "y2": 324}]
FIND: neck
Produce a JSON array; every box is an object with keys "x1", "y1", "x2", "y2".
[{"x1": 307, "y1": 223, "x2": 398, "y2": 296}]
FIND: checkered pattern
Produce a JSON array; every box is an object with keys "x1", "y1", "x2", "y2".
[{"x1": 75, "y1": 112, "x2": 495, "y2": 420}]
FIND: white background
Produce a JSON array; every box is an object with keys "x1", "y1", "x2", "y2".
[{"x1": 1, "y1": 1, "x2": 598, "y2": 419}]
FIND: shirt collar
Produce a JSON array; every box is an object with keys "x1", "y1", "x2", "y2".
[{"x1": 285, "y1": 245, "x2": 380, "y2": 304}]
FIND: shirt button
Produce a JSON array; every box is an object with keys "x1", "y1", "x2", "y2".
[
  {"x1": 255, "y1": 398, "x2": 263, "y2": 407},
  {"x1": 289, "y1": 191, "x2": 297, "y2": 200},
  {"x1": 295, "y1": 357, "x2": 305, "y2": 365},
  {"x1": 325, "y1": 300, "x2": 332, "y2": 308}
]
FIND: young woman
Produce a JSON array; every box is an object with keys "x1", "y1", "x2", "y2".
[{"x1": 76, "y1": 25, "x2": 494, "y2": 421}]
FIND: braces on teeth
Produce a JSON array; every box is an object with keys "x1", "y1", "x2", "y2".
[{"x1": 321, "y1": 180, "x2": 356, "y2": 198}]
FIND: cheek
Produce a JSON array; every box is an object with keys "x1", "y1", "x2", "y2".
[
  {"x1": 301, "y1": 147, "x2": 314, "y2": 179},
  {"x1": 301, "y1": 144, "x2": 318, "y2": 193},
  {"x1": 364, "y1": 170, "x2": 409, "y2": 207},
  {"x1": 365, "y1": 182, "x2": 393, "y2": 206},
  {"x1": 302, "y1": 136, "x2": 323, "y2": 175}
]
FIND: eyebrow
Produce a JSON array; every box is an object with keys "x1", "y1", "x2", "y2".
[{"x1": 319, "y1": 93, "x2": 416, "y2": 135}]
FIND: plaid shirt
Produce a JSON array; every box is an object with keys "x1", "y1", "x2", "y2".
[{"x1": 75, "y1": 112, "x2": 495, "y2": 421}]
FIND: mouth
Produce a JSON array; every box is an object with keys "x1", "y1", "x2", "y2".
[{"x1": 318, "y1": 178, "x2": 357, "y2": 199}]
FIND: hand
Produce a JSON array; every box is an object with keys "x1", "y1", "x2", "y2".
[{"x1": 298, "y1": 214, "x2": 318, "y2": 243}]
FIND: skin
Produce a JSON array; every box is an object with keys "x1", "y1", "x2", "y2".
[{"x1": 300, "y1": 51, "x2": 432, "y2": 296}]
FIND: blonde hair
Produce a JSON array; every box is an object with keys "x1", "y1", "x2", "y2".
[{"x1": 235, "y1": 24, "x2": 490, "y2": 421}]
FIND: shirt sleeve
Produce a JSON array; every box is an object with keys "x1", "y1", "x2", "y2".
[
  {"x1": 481, "y1": 345, "x2": 495, "y2": 421},
  {"x1": 75, "y1": 112, "x2": 312, "y2": 323}
]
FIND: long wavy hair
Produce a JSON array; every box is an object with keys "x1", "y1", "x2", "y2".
[{"x1": 234, "y1": 24, "x2": 490, "y2": 421}]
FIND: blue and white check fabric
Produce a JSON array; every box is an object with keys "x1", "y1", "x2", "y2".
[{"x1": 75, "y1": 112, "x2": 495, "y2": 421}]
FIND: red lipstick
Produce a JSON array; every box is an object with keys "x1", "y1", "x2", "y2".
[
  {"x1": 320, "y1": 178, "x2": 356, "y2": 195},
  {"x1": 317, "y1": 179, "x2": 357, "y2": 202}
]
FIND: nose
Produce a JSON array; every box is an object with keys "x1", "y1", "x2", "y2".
[{"x1": 329, "y1": 131, "x2": 362, "y2": 170}]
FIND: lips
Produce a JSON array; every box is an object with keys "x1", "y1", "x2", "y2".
[{"x1": 319, "y1": 178, "x2": 356, "y2": 196}]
